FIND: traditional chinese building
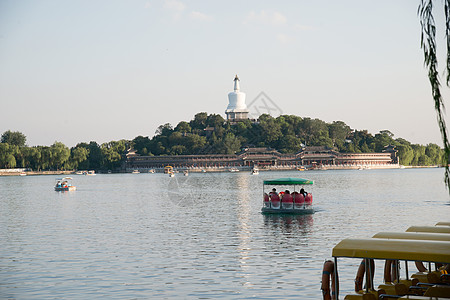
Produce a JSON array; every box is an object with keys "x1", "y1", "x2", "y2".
[{"x1": 124, "y1": 146, "x2": 398, "y2": 171}]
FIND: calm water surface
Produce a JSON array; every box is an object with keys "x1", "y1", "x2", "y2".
[{"x1": 1, "y1": 168, "x2": 449, "y2": 299}]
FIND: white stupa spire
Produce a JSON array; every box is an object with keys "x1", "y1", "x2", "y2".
[
  {"x1": 234, "y1": 75, "x2": 240, "y2": 91},
  {"x1": 225, "y1": 74, "x2": 249, "y2": 121}
]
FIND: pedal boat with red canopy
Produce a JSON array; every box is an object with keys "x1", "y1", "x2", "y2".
[{"x1": 261, "y1": 177, "x2": 314, "y2": 214}]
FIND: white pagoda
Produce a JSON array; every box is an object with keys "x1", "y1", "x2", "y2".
[{"x1": 225, "y1": 75, "x2": 249, "y2": 121}]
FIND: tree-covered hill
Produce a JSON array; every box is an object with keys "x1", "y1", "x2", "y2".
[
  {"x1": 0, "y1": 113, "x2": 444, "y2": 171},
  {"x1": 133, "y1": 113, "x2": 443, "y2": 167}
]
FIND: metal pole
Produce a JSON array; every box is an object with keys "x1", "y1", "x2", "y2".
[
  {"x1": 396, "y1": 260, "x2": 400, "y2": 282},
  {"x1": 334, "y1": 257, "x2": 339, "y2": 300},
  {"x1": 365, "y1": 259, "x2": 370, "y2": 293},
  {"x1": 405, "y1": 261, "x2": 409, "y2": 280},
  {"x1": 263, "y1": 184, "x2": 265, "y2": 208},
  {"x1": 368, "y1": 259, "x2": 373, "y2": 291}
]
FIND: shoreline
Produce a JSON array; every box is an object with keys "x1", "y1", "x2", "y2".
[{"x1": 0, "y1": 165, "x2": 441, "y2": 176}]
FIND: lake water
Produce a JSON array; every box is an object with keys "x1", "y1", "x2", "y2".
[{"x1": 0, "y1": 168, "x2": 449, "y2": 299}]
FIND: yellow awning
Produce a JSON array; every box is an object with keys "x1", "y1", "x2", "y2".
[
  {"x1": 436, "y1": 222, "x2": 450, "y2": 226},
  {"x1": 332, "y1": 238, "x2": 450, "y2": 263},
  {"x1": 406, "y1": 226, "x2": 450, "y2": 234},
  {"x1": 372, "y1": 231, "x2": 450, "y2": 241}
]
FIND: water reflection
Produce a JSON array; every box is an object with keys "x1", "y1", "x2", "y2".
[
  {"x1": 263, "y1": 214, "x2": 314, "y2": 234},
  {"x1": 236, "y1": 174, "x2": 253, "y2": 287},
  {"x1": 1, "y1": 169, "x2": 448, "y2": 299}
]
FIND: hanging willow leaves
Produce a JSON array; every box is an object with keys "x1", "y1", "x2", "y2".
[{"x1": 418, "y1": 0, "x2": 450, "y2": 190}]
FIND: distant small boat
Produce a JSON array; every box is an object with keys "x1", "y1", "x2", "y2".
[
  {"x1": 169, "y1": 172, "x2": 175, "y2": 177},
  {"x1": 149, "y1": 169, "x2": 155, "y2": 173},
  {"x1": 251, "y1": 168, "x2": 259, "y2": 175},
  {"x1": 86, "y1": 170, "x2": 96, "y2": 176},
  {"x1": 184, "y1": 170, "x2": 189, "y2": 176},
  {"x1": 19, "y1": 172, "x2": 27, "y2": 176},
  {"x1": 75, "y1": 171, "x2": 84, "y2": 175},
  {"x1": 229, "y1": 168, "x2": 239, "y2": 172},
  {"x1": 201, "y1": 169, "x2": 206, "y2": 173},
  {"x1": 55, "y1": 177, "x2": 76, "y2": 191},
  {"x1": 132, "y1": 170, "x2": 140, "y2": 174}
]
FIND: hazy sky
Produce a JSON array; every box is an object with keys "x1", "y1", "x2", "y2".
[{"x1": 1, "y1": 0, "x2": 449, "y2": 148}]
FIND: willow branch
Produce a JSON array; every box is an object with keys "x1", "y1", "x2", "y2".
[{"x1": 419, "y1": 0, "x2": 450, "y2": 190}]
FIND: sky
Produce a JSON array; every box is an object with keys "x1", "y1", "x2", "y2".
[{"x1": 1, "y1": 0, "x2": 450, "y2": 148}]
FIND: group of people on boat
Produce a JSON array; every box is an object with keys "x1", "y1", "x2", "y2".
[
  {"x1": 55, "y1": 180, "x2": 69, "y2": 188},
  {"x1": 264, "y1": 187, "x2": 313, "y2": 209}
]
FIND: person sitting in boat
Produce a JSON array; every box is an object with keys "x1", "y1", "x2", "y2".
[
  {"x1": 56, "y1": 181, "x2": 61, "y2": 188},
  {"x1": 62, "y1": 181, "x2": 68, "y2": 188},
  {"x1": 269, "y1": 188, "x2": 281, "y2": 203},
  {"x1": 300, "y1": 188, "x2": 307, "y2": 197},
  {"x1": 282, "y1": 190, "x2": 290, "y2": 199},
  {"x1": 269, "y1": 188, "x2": 277, "y2": 197}
]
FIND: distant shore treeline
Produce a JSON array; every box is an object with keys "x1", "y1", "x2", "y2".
[{"x1": 0, "y1": 113, "x2": 444, "y2": 171}]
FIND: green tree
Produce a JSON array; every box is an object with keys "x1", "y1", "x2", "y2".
[
  {"x1": 75, "y1": 142, "x2": 102, "y2": 170},
  {"x1": 1, "y1": 130, "x2": 26, "y2": 147},
  {"x1": 132, "y1": 136, "x2": 152, "y2": 155},
  {"x1": 277, "y1": 134, "x2": 302, "y2": 153},
  {"x1": 169, "y1": 145, "x2": 187, "y2": 155},
  {"x1": 101, "y1": 141, "x2": 125, "y2": 171},
  {"x1": 329, "y1": 121, "x2": 351, "y2": 149},
  {"x1": 206, "y1": 114, "x2": 225, "y2": 128},
  {"x1": 168, "y1": 132, "x2": 183, "y2": 147},
  {"x1": 219, "y1": 133, "x2": 241, "y2": 154},
  {"x1": 425, "y1": 143, "x2": 443, "y2": 165},
  {"x1": 397, "y1": 144, "x2": 414, "y2": 166},
  {"x1": 70, "y1": 146, "x2": 89, "y2": 170},
  {"x1": 185, "y1": 134, "x2": 206, "y2": 154},
  {"x1": 33, "y1": 146, "x2": 48, "y2": 170},
  {"x1": 155, "y1": 123, "x2": 173, "y2": 136},
  {"x1": 374, "y1": 131, "x2": 395, "y2": 152},
  {"x1": 411, "y1": 144, "x2": 426, "y2": 166},
  {"x1": 190, "y1": 112, "x2": 208, "y2": 132},
  {"x1": 87, "y1": 141, "x2": 102, "y2": 170},
  {"x1": 174, "y1": 121, "x2": 191, "y2": 134},
  {"x1": 23, "y1": 147, "x2": 41, "y2": 170},
  {"x1": 0, "y1": 143, "x2": 17, "y2": 168},
  {"x1": 49, "y1": 142, "x2": 70, "y2": 170},
  {"x1": 298, "y1": 118, "x2": 331, "y2": 147},
  {"x1": 259, "y1": 114, "x2": 282, "y2": 145}
]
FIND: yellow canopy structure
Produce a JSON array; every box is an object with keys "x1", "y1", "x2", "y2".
[
  {"x1": 372, "y1": 231, "x2": 450, "y2": 241},
  {"x1": 332, "y1": 238, "x2": 450, "y2": 263},
  {"x1": 406, "y1": 226, "x2": 450, "y2": 234},
  {"x1": 436, "y1": 221, "x2": 450, "y2": 226}
]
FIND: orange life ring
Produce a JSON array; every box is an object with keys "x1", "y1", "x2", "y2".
[
  {"x1": 321, "y1": 260, "x2": 337, "y2": 300},
  {"x1": 355, "y1": 259, "x2": 375, "y2": 292}
]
